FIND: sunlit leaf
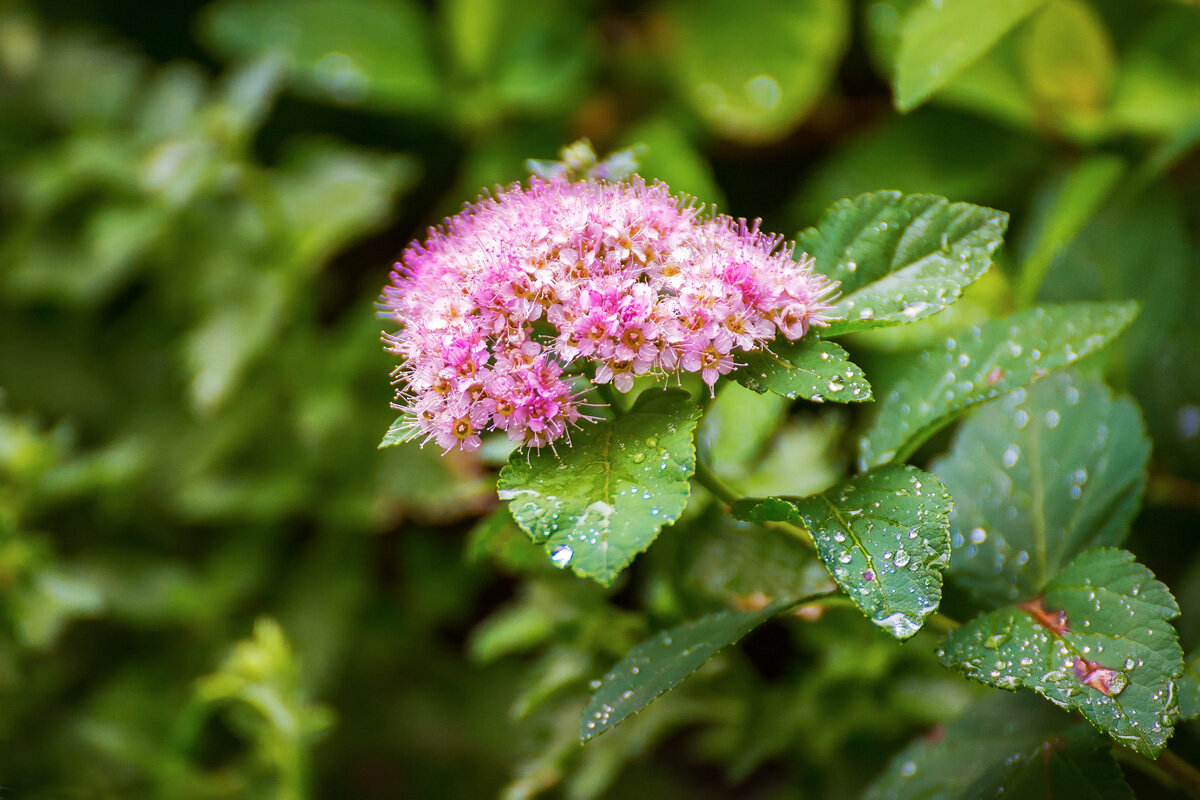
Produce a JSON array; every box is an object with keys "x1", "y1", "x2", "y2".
[
  {"x1": 859, "y1": 302, "x2": 1138, "y2": 469},
  {"x1": 938, "y1": 548, "x2": 1183, "y2": 757},
  {"x1": 659, "y1": 0, "x2": 850, "y2": 141},
  {"x1": 733, "y1": 465, "x2": 952, "y2": 639},
  {"x1": 894, "y1": 0, "x2": 1048, "y2": 111}
]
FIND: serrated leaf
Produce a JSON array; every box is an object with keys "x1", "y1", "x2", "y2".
[
  {"x1": 735, "y1": 339, "x2": 871, "y2": 403},
  {"x1": 933, "y1": 372, "x2": 1150, "y2": 607},
  {"x1": 859, "y1": 302, "x2": 1138, "y2": 470},
  {"x1": 937, "y1": 548, "x2": 1183, "y2": 757},
  {"x1": 497, "y1": 389, "x2": 700, "y2": 586},
  {"x1": 732, "y1": 465, "x2": 952, "y2": 639},
  {"x1": 1180, "y1": 646, "x2": 1200, "y2": 721},
  {"x1": 865, "y1": 691, "x2": 1132, "y2": 800},
  {"x1": 798, "y1": 191, "x2": 1008, "y2": 337},
  {"x1": 581, "y1": 599, "x2": 791, "y2": 742},
  {"x1": 894, "y1": 0, "x2": 1049, "y2": 112}
]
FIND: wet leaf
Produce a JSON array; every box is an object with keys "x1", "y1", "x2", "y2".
[
  {"x1": 497, "y1": 389, "x2": 700, "y2": 586},
  {"x1": 894, "y1": 0, "x2": 1049, "y2": 112},
  {"x1": 859, "y1": 302, "x2": 1138, "y2": 469},
  {"x1": 937, "y1": 548, "x2": 1183, "y2": 757},
  {"x1": 732, "y1": 465, "x2": 952, "y2": 639},
  {"x1": 735, "y1": 339, "x2": 872, "y2": 403},
  {"x1": 581, "y1": 599, "x2": 791, "y2": 741},
  {"x1": 798, "y1": 191, "x2": 1008, "y2": 336},
  {"x1": 865, "y1": 691, "x2": 1132, "y2": 800},
  {"x1": 933, "y1": 372, "x2": 1150, "y2": 607}
]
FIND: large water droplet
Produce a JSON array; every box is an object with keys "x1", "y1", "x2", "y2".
[{"x1": 551, "y1": 545, "x2": 573, "y2": 568}]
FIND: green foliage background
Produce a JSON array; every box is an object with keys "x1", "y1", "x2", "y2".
[{"x1": 1, "y1": 0, "x2": 1198, "y2": 797}]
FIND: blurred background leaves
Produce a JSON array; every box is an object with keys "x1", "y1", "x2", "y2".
[{"x1": 0, "y1": 0, "x2": 1197, "y2": 797}]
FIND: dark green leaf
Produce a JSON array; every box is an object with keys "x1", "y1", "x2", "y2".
[
  {"x1": 798, "y1": 191, "x2": 1008, "y2": 336},
  {"x1": 497, "y1": 389, "x2": 701, "y2": 586},
  {"x1": 735, "y1": 339, "x2": 871, "y2": 403},
  {"x1": 1180, "y1": 646, "x2": 1200, "y2": 721},
  {"x1": 894, "y1": 0, "x2": 1049, "y2": 112},
  {"x1": 581, "y1": 599, "x2": 791, "y2": 741},
  {"x1": 938, "y1": 548, "x2": 1183, "y2": 757},
  {"x1": 859, "y1": 302, "x2": 1138, "y2": 469},
  {"x1": 865, "y1": 691, "x2": 1132, "y2": 800},
  {"x1": 733, "y1": 465, "x2": 952, "y2": 639},
  {"x1": 933, "y1": 372, "x2": 1150, "y2": 606}
]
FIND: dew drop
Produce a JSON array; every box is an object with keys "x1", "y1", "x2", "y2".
[{"x1": 551, "y1": 545, "x2": 573, "y2": 568}]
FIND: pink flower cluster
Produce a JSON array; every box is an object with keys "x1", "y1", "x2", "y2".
[{"x1": 381, "y1": 176, "x2": 835, "y2": 452}]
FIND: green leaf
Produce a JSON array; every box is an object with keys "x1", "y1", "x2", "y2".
[
  {"x1": 933, "y1": 372, "x2": 1150, "y2": 607},
  {"x1": 497, "y1": 389, "x2": 701, "y2": 586},
  {"x1": 581, "y1": 599, "x2": 791, "y2": 741},
  {"x1": 798, "y1": 191, "x2": 1008, "y2": 336},
  {"x1": 379, "y1": 415, "x2": 417, "y2": 449},
  {"x1": 659, "y1": 0, "x2": 850, "y2": 142},
  {"x1": 937, "y1": 548, "x2": 1183, "y2": 757},
  {"x1": 732, "y1": 465, "x2": 952, "y2": 639},
  {"x1": 865, "y1": 691, "x2": 1132, "y2": 800},
  {"x1": 202, "y1": 0, "x2": 440, "y2": 111},
  {"x1": 894, "y1": 0, "x2": 1049, "y2": 112},
  {"x1": 1016, "y1": 155, "x2": 1126, "y2": 305},
  {"x1": 1180, "y1": 646, "x2": 1200, "y2": 720},
  {"x1": 680, "y1": 513, "x2": 834, "y2": 606},
  {"x1": 859, "y1": 302, "x2": 1138, "y2": 469},
  {"x1": 698, "y1": 382, "x2": 789, "y2": 484},
  {"x1": 735, "y1": 339, "x2": 871, "y2": 403},
  {"x1": 1022, "y1": 0, "x2": 1116, "y2": 120}
]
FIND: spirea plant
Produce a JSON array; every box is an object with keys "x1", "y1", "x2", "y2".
[{"x1": 380, "y1": 142, "x2": 1198, "y2": 799}]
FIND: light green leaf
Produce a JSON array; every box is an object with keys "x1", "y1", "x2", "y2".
[
  {"x1": 698, "y1": 382, "x2": 789, "y2": 485},
  {"x1": 202, "y1": 0, "x2": 440, "y2": 111},
  {"x1": 732, "y1": 465, "x2": 952, "y2": 639},
  {"x1": 497, "y1": 389, "x2": 700, "y2": 586},
  {"x1": 938, "y1": 548, "x2": 1183, "y2": 757},
  {"x1": 865, "y1": 691, "x2": 1132, "y2": 800},
  {"x1": 379, "y1": 416, "x2": 417, "y2": 448},
  {"x1": 799, "y1": 191, "x2": 1008, "y2": 336},
  {"x1": 660, "y1": 0, "x2": 850, "y2": 142},
  {"x1": 1181, "y1": 646, "x2": 1200, "y2": 720},
  {"x1": 859, "y1": 302, "x2": 1138, "y2": 470},
  {"x1": 894, "y1": 0, "x2": 1049, "y2": 112},
  {"x1": 1022, "y1": 0, "x2": 1115, "y2": 120},
  {"x1": 735, "y1": 339, "x2": 871, "y2": 403},
  {"x1": 581, "y1": 599, "x2": 791, "y2": 741},
  {"x1": 933, "y1": 372, "x2": 1150, "y2": 607}
]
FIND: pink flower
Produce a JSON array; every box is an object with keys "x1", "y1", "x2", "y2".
[{"x1": 381, "y1": 175, "x2": 835, "y2": 451}]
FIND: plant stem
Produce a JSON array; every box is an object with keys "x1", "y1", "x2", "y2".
[
  {"x1": 596, "y1": 383, "x2": 624, "y2": 416},
  {"x1": 692, "y1": 458, "x2": 741, "y2": 507},
  {"x1": 1117, "y1": 747, "x2": 1200, "y2": 799},
  {"x1": 925, "y1": 612, "x2": 961, "y2": 635}
]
